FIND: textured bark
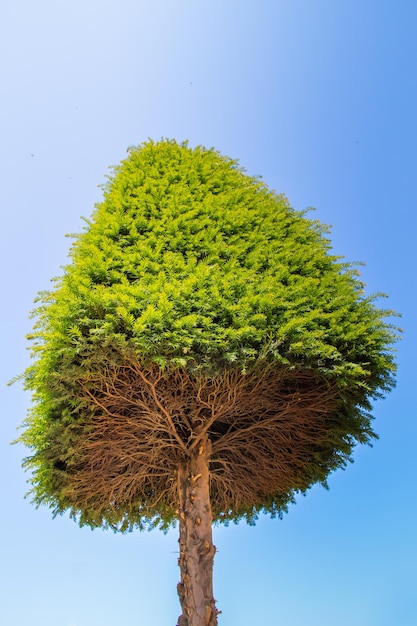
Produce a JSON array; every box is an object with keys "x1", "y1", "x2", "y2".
[{"x1": 177, "y1": 435, "x2": 218, "y2": 626}]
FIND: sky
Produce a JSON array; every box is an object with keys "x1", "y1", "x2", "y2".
[{"x1": 1, "y1": 1, "x2": 416, "y2": 624}]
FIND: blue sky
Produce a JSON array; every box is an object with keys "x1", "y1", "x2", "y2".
[{"x1": 1, "y1": 1, "x2": 416, "y2": 624}]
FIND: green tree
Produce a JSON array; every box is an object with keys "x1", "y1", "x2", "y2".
[{"x1": 17, "y1": 140, "x2": 398, "y2": 626}]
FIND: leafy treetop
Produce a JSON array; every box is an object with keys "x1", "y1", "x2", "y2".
[{"x1": 17, "y1": 139, "x2": 398, "y2": 530}]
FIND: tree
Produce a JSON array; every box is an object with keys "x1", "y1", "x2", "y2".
[{"x1": 17, "y1": 139, "x2": 398, "y2": 626}]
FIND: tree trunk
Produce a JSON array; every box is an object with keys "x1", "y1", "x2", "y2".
[{"x1": 176, "y1": 435, "x2": 219, "y2": 626}]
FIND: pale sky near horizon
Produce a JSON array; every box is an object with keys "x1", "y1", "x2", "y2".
[{"x1": 1, "y1": 1, "x2": 416, "y2": 625}]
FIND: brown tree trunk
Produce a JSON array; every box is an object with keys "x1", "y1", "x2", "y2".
[{"x1": 176, "y1": 435, "x2": 219, "y2": 626}]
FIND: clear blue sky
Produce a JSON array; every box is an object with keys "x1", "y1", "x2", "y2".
[{"x1": 1, "y1": 1, "x2": 416, "y2": 624}]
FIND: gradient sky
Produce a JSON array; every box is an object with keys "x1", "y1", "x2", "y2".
[{"x1": 1, "y1": 1, "x2": 416, "y2": 625}]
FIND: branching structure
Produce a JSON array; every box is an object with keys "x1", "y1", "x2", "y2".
[
  {"x1": 55, "y1": 361, "x2": 341, "y2": 522},
  {"x1": 17, "y1": 140, "x2": 398, "y2": 626}
]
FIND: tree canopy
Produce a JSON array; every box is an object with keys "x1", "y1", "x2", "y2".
[{"x1": 18, "y1": 139, "x2": 398, "y2": 532}]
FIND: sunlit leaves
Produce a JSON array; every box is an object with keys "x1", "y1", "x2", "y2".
[{"x1": 16, "y1": 139, "x2": 399, "y2": 530}]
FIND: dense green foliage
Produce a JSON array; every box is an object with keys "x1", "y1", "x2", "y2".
[{"x1": 17, "y1": 139, "x2": 398, "y2": 529}]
